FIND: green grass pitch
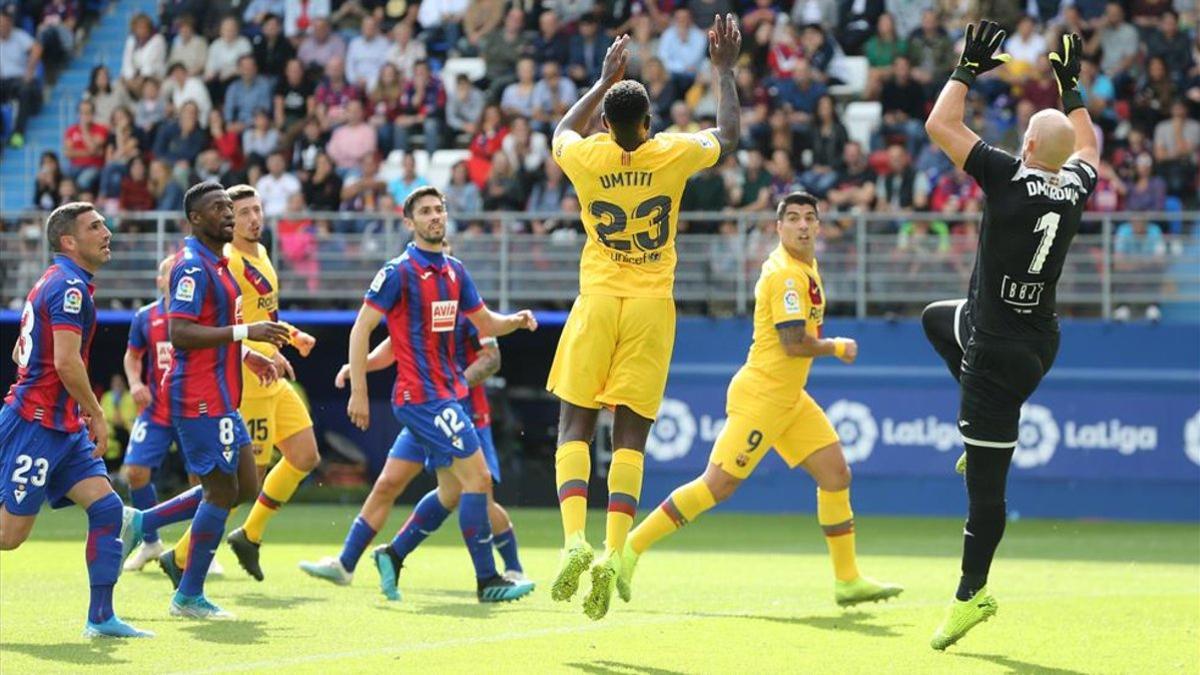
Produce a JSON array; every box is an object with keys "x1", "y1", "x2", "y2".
[{"x1": 1, "y1": 505, "x2": 1197, "y2": 673}]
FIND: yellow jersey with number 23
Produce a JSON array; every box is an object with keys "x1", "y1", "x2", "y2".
[{"x1": 552, "y1": 129, "x2": 721, "y2": 298}]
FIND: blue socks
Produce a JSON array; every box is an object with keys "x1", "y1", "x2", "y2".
[
  {"x1": 141, "y1": 486, "x2": 202, "y2": 544},
  {"x1": 178, "y1": 501, "x2": 229, "y2": 597},
  {"x1": 388, "y1": 490, "x2": 451, "y2": 561},
  {"x1": 129, "y1": 483, "x2": 159, "y2": 543},
  {"x1": 459, "y1": 492, "x2": 496, "y2": 580},
  {"x1": 338, "y1": 516, "x2": 377, "y2": 573},
  {"x1": 493, "y1": 528, "x2": 522, "y2": 573},
  {"x1": 85, "y1": 493, "x2": 122, "y2": 624}
]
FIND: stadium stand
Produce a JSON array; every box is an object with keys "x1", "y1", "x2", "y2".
[{"x1": 0, "y1": 1, "x2": 1197, "y2": 318}]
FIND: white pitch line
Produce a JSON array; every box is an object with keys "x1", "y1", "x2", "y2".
[{"x1": 169, "y1": 589, "x2": 1195, "y2": 675}]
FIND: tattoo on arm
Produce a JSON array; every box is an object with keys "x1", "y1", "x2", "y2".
[{"x1": 777, "y1": 323, "x2": 808, "y2": 347}]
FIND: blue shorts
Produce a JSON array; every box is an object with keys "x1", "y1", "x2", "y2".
[
  {"x1": 390, "y1": 399, "x2": 481, "y2": 470},
  {"x1": 173, "y1": 412, "x2": 250, "y2": 477},
  {"x1": 389, "y1": 423, "x2": 501, "y2": 482},
  {"x1": 0, "y1": 405, "x2": 107, "y2": 515},
  {"x1": 124, "y1": 413, "x2": 181, "y2": 470}
]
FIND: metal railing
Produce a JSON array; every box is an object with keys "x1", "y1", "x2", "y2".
[{"x1": 1, "y1": 210, "x2": 1197, "y2": 319}]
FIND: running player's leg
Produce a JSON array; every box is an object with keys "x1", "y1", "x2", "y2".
[
  {"x1": 921, "y1": 299, "x2": 968, "y2": 381},
  {"x1": 239, "y1": 387, "x2": 318, "y2": 548},
  {"x1": 550, "y1": 402, "x2": 599, "y2": 601},
  {"x1": 300, "y1": 456, "x2": 424, "y2": 585},
  {"x1": 124, "y1": 418, "x2": 192, "y2": 569},
  {"x1": 799, "y1": 441, "x2": 903, "y2": 606}
]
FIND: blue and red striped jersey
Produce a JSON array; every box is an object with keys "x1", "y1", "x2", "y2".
[
  {"x1": 4, "y1": 255, "x2": 97, "y2": 432},
  {"x1": 166, "y1": 236, "x2": 244, "y2": 418},
  {"x1": 364, "y1": 243, "x2": 484, "y2": 407},
  {"x1": 127, "y1": 297, "x2": 173, "y2": 425},
  {"x1": 454, "y1": 315, "x2": 493, "y2": 428}
]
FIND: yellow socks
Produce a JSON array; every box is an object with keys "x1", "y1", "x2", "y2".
[
  {"x1": 243, "y1": 458, "x2": 309, "y2": 544},
  {"x1": 628, "y1": 476, "x2": 715, "y2": 555},
  {"x1": 555, "y1": 440, "x2": 591, "y2": 545},
  {"x1": 604, "y1": 448, "x2": 644, "y2": 555},
  {"x1": 817, "y1": 487, "x2": 859, "y2": 582},
  {"x1": 174, "y1": 506, "x2": 239, "y2": 569}
]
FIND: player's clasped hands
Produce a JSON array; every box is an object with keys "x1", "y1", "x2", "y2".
[
  {"x1": 600, "y1": 34, "x2": 630, "y2": 85},
  {"x1": 248, "y1": 320, "x2": 291, "y2": 347}
]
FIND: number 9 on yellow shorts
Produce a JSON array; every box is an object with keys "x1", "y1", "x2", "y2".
[
  {"x1": 546, "y1": 295, "x2": 676, "y2": 421},
  {"x1": 710, "y1": 379, "x2": 840, "y2": 480},
  {"x1": 239, "y1": 384, "x2": 313, "y2": 467}
]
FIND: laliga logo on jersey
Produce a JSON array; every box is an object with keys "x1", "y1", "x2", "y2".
[
  {"x1": 1013, "y1": 403, "x2": 1059, "y2": 469},
  {"x1": 62, "y1": 287, "x2": 83, "y2": 314},
  {"x1": 646, "y1": 398, "x2": 697, "y2": 462},
  {"x1": 175, "y1": 275, "x2": 196, "y2": 302},
  {"x1": 825, "y1": 400, "x2": 878, "y2": 464},
  {"x1": 1182, "y1": 411, "x2": 1200, "y2": 467}
]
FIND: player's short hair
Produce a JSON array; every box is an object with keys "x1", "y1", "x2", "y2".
[
  {"x1": 776, "y1": 191, "x2": 819, "y2": 220},
  {"x1": 603, "y1": 80, "x2": 651, "y2": 130},
  {"x1": 45, "y1": 202, "x2": 96, "y2": 252},
  {"x1": 227, "y1": 184, "x2": 259, "y2": 203},
  {"x1": 184, "y1": 181, "x2": 225, "y2": 219},
  {"x1": 403, "y1": 186, "x2": 445, "y2": 218}
]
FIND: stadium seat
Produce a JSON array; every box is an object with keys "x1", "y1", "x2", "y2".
[
  {"x1": 440, "y1": 57, "x2": 487, "y2": 90},
  {"x1": 829, "y1": 56, "x2": 869, "y2": 98},
  {"x1": 844, "y1": 101, "x2": 882, "y2": 150},
  {"x1": 427, "y1": 149, "x2": 471, "y2": 190},
  {"x1": 382, "y1": 149, "x2": 430, "y2": 182}
]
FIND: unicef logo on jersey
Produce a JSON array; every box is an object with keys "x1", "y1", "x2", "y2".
[
  {"x1": 1013, "y1": 403, "x2": 1059, "y2": 469},
  {"x1": 645, "y1": 398, "x2": 697, "y2": 463},
  {"x1": 826, "y1": 399, "x2": 878, "y2": 465},
  {"x1": 1184, "y1": 410, "x2": 1200, "y2": 467}
]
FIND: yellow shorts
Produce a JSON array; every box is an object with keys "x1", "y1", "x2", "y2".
[
  {"x1": 709, "y1": 374, "x2": 839, "y2": 480},
  {"x1": 546, "y1": 295, "x2": 676, "y2": 420},
  {"x1": 240, "y1": 383, "x2": 313, "y2": 467}
]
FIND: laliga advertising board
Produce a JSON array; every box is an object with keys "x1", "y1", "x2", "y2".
[{"x1": 641, "y1": 319, "x2": 1200, "y2": 521}]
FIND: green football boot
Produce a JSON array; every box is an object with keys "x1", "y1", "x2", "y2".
[
  {"x1": 550, "y1": 533, "x2": 594, "y2": 602},
  {"x1": 931, "y1": 586, "x2": 999, "y2": 650},
  {"x1": 582, "y1": 552, "x2": 619, "y2": 621},
  {"x1": 835, "y1": 576, "x2": 904, "y2": 607}
]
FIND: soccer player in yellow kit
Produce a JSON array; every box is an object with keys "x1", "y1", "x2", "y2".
[
  {"x1": 619, "y1": 192, "x2": 903, "y2": 610},
  {"x1": 157, "y1": 185, "x2": 319, "y2": 585},
  {"x1": 547, "y1": 15, "x2": 741, "y2": 620}
]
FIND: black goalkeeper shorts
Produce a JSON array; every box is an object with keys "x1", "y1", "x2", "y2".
[{"x1": 958, "y1": 335, "x2": 1060, "y2": 448}]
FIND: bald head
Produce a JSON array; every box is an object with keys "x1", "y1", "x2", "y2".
[
  {"x1": 1024, "y1": 109, "x2": 1075, "y2": 171},
  {"x1": 157, "y1": 255, "x2": 175, "y2": 297}
]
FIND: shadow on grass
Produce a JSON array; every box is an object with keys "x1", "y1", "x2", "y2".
[
  {"x1": 624, "y1": 607, "x2": 903, "y2": 637},
  {"x1": 953, "y1": 652, "x2": 1088, "y2": 674},
  {"x1": 233, "y1": 592, "x2": 323, "y2": 610},
  {"x1": 0, "y1": 640, "x2": 133, "y2": 666},
  {"x1": 565, "y1": 660, "x2": 690, "y2": 675},
  {"x1": 177, "y1": 618, "x2": 268, "y2": 645}
]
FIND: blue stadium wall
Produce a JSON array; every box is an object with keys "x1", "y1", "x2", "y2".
[{"x1": 1, "y1": 312, "x2": 1196, "y2": 521}]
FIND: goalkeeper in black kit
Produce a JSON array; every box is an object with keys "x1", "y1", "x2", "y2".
[{"x1": 920, "y1": 23, "x2": 1099, "y2": 650}]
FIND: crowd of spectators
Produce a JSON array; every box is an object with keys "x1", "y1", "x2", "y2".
[{"x1": 3, "y1": 0, "x2": 1198, "y2": 307}]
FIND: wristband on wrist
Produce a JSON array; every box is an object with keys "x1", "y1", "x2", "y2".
[
  {"x1": 833, "y1": 339, "x2": 847, "y2": 358},
  {"x1": 1061, "y1": 88, "x2": 1084, "y2": 114},
  {"x1": 950, "y1": 66, "x2": 976, "y2": 87},
  {"x1": 232, "y1": 324, "x2": 248, "y2": 341}
]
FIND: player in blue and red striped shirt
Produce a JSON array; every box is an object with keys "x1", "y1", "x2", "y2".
[
  {"x1": 160, "y1": 182, "x2": 289, "y2": 620},
  {"x1": 121, "y1": 255, "x2": 210, "y2": 571},
  {"x1": 345, "y1": 186, "x2": 537, "y2": 603},
  {"x1": 0, "y1": 202, "x2": 151, "y2": 638},
  {"x1": 301, "y1": 295, "x2": 528, "y2": 589}
]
